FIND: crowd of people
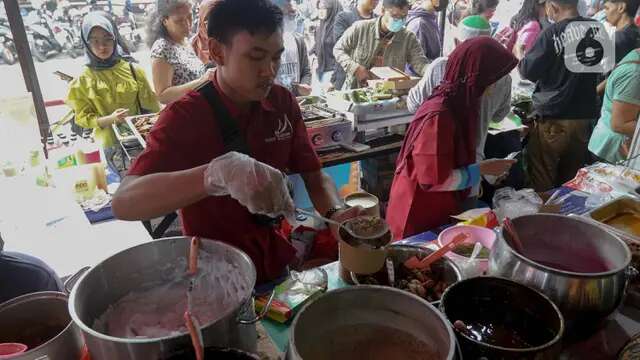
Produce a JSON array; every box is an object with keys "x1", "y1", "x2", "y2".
[{"x1": 52, "y1": 0, "x2": 640, "y2": 283}]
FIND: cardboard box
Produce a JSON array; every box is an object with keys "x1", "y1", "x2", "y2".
[{"x1": 367, "y1": 66, "x2": 421, "y2": 90}]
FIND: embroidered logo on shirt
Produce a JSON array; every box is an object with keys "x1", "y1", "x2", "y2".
[{"x1": 266, "y1": 114, "x2": 293, "y2": 143}]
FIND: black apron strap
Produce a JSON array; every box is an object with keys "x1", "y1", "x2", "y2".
[
  {"x1": 197, "y1": 81, "x2": 251, "y2": 155},
  {"x1": 196, "y1": 80, "x2": 281, "y2": 227}
]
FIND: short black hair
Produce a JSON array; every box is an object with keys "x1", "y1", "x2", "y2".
[
  {"x1": 207, "y1": 0, "x2": 283, "y2": 45},
  {"x1": 608, "y1": 0, "x2": 640, "y2": 17},
  {"x1": 382, "y1": 0, "x2": 410, "y2": 8},
  {"x1": 471, "y1": 0, "x2": 500, "y2": 14},
  {"x1": 548, "y1": 0, "x2": 579, "y2": 7}
]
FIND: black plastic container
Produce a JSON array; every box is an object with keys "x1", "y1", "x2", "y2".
[{"x1": 440, "y1": 277, "x2": 564, "y2": 360}]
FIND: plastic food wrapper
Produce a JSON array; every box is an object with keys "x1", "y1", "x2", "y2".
[
  {"x1": 565, "y1": 163, "x2": 640, "y2": 200},
  {"x1": 204, "y1": 151, "x2": 295, "y2": 220},
  {"x1": 452, "y1": 208, "x2": 499, "y2": 229},
  {"x1": 492, "y1": 187, "x2": 543, "y2": 221},
  {"x1": 255, "y1": 268, "x2": 328, "y2": 323}
]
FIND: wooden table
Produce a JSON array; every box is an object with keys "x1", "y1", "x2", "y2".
[{"x1": 317, "y1": 134, "x2": 403, "y2": 168}]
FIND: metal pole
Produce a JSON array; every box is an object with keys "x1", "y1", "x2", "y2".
[
  {"x1": 3, "y1": 0, "x2": 50, "y2": 157},
  {"x1": 439, "y1": 6, "x2": 447, "y2": 56}
]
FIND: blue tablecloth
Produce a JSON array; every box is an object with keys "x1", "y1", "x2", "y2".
[
  {"x1": 261, "y1": 186, "x2": 592, "y2": 352},
  {"x1": 83, "y1": 163, "x2": 120, "y2": 224}
]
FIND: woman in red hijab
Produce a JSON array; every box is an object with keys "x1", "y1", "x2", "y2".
[
  {"x1": 387, "y1": 37, "x2": 518, "y2": 240},
  {"x1": 191, "y1": 0, "x2": 219, "y2": 65}
]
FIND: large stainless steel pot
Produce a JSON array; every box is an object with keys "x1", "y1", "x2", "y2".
[
  {"x1": 0, "y1": 291, "x2": 83, "y2": 359},
  {"x1": 68, "y1": 237, "x2": 262, "y2": 360},
  {"x1": 287, "y1": 286, "x2": 458, "y2": 360},
  {"x1": 489, "y1": 214, "x2": 631, "y2": 335}
]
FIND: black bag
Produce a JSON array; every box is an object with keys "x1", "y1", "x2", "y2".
[{"x1": 129, "y1": 62, "x2": 151, "y2": 115}]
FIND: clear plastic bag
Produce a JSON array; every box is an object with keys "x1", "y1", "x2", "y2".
[{"x1": 493, "y1": 187, "x2": 543, "y2": 221}]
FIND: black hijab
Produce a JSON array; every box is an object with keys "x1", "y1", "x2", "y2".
[{"x1": 315, "y1": 0, "x2": 341, "y2": 75}]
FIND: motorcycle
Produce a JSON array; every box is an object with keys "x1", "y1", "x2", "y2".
[
  {"x1": 114, "y1": 9, "x2": 142, "y2": 52},
  {"x1": 0, "y1": 19, "x2": 17, "y2": 65},
  {"x1": 26, "y1": 8, "x2": 77, "y2": 62}
]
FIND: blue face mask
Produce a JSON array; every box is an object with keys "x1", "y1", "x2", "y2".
[{"x1": 387, "y1": 16, "x2": 406, "y2": 33}]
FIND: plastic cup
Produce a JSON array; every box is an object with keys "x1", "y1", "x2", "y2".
[{"x1": 0, "y1": 343, "x2": 28, "y2": 359}]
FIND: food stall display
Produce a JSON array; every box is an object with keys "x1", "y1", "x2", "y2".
[
  {"x1": 324, "y1": 69, "x2": 416, "y2": 132},
  {"x1": 326, "y1": 87, "x2": 412, "y2": 127},
  {"x1": 298, "y1": 98, "x2": 353, "y2": 151},
  {"x1": 127, "y1": 113, "x2": 161, "y2": 149},
  {"x1": 112, "y1": 113, "x2": 160, "y2": 161}
]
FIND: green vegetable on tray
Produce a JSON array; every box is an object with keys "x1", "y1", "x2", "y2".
[
  {"x1": 116, "y1": 123, "x2": 133, "y2": 137},
  {"x1": 342, "y1": 88, "x2": 395, "y2": 104}
]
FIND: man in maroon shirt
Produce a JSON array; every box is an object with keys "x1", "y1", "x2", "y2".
[{"x1": 112, "y1": 0, "x2": 359, "y2": 283}]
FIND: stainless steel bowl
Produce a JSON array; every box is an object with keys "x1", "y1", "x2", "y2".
[
  {"x1": 350, "y1": 244, "x2": 462, "y2": 304},
  {"x1": 287, "y1": 286, "x2": 458, "y2": 360},
  {"x1": 489, "y1": 214, "x2": 631, "y2": 335},
  {"x1": 0, "y1": 292, "x2": 83, "y2": 360}
]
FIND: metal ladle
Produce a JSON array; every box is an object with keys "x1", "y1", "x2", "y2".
[{"x1": 295, "y1": 208, "x2": 387, "y2": 239}]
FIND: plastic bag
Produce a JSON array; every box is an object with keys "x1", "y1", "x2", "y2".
[{"x1": 492, "y1": 187, "x2": 543, "y2": 221}]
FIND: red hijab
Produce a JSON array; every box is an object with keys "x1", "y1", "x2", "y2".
[
  {"x1": 191, "y1": 0, "x2": 219, "y2": 64},
  {"x1": 399, "y1": 37, "x2": 518, "y2": 185}
]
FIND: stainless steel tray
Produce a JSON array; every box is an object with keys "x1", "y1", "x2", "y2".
[
  {"x1": 111, "y1": 121, "x2": 138, "y2": 146},
  {"x1": 587, "y1": 196, "x2": 640, "y2": 241},
  {"x1": 125, "y1": 113, "x2": 160, "y2": 149}
]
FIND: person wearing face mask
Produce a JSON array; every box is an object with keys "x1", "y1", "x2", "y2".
[
  {"x1": 333, "y1": 0, "x2": 380, "y2": 89},
  {"x1": 272, "y1": 0, "x2": 313, "y2": 96},
  {"x1": 113, "y1": 0, "x2": 362, "y2": 283},
  {"x1": 406, "y1": 0, "x2": 446, "y2": 61},
  {"x1": 191, "y1": 0, "x2": 220, "y2": 66},
  {"x1": 333, "y1": 0, "x2": 428, "y2": 89},
  {"x1": 147, "y1": 0, "x2": 212, "y2": 105},
  {"x1": 519, "y1": 0, "x2": 600, "y2": 191},
  {"x1": 67, "y1": 12, "x2": 160, "y2": 170}
]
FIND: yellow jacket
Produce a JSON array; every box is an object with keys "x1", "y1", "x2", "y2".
[{"x1": 66, "y1": 59, "x2": 160, "y2": 148}]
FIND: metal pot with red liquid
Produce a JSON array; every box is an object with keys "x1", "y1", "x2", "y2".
[
  {"x1": 489, "y1": 214, "x2": 631, "y2": 335},
  {"x1": 68, "y1": 237, "x2": 263, "y2": 360},
  {"x1": 0, "y1": 291, "x2": 83, "y2": 360}
]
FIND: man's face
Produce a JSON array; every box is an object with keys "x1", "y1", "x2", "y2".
[
  {"x1": 382, "y1": 5, "x2": 410, "y2": 31},
  {"x1": 211, "y1": 31, "x2": 284, "y2": 101},
  {"x1": 359, "y1": 0, "x2": 380, "y2": 12},
  {"x1": 604, "y1": 1, "x2": 625, "y2": 26},
  {"x1": 482, "y1": 6, "x2": 497, "y2": 20},
  {"x1": 545, "y1": 1, "x2": 559, "y2": 22},
  {"x1": 431, "y1": 0, "x2": 447, "y2": 12}
]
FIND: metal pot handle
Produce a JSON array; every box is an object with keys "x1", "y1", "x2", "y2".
[
  {"x1": 237, "y1": 291, "x2": 276, "y2": 325},
  {"x1": 64, "y1": 266, "x2": 90, "y2": 294}
]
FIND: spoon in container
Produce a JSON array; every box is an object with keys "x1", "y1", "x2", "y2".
[
  {"x1": 295, "y1": 208, "x2": 387, "y2": 239},
  {"x1": 404, "y1": 233, "x2": 470, "y2": 270}
]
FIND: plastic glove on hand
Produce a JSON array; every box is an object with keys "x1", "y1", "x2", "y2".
[{"x1": 204, "y1": 152, "x2": 295, "y2": 218}]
